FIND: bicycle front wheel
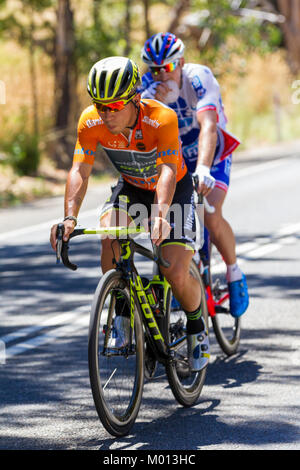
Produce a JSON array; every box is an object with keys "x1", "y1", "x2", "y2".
[
  {"x1": 210, "y1": 244, "x2": 241, "y2": 356},
  {"x1": 165, "y1": 260, "x2": 208, "y2": 407},
  {"x1": 88, "y1": 269, "x2": 144, "y2": 437}
]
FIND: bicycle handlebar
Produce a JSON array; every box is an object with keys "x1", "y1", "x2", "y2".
[
  {"x1": 193, "y1": 175, "x2": 215, "y2": 214},
  {"x1": 56, "y1": 224, "x2": 170, "y2": 271}
]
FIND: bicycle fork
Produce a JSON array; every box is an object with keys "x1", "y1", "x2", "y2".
[{"x1": 130, "y1": 274, "x2": 169, "y2": 360}]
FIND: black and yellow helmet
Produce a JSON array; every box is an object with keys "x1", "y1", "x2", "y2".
[{"x1": 87, "y1": 56, "x2": 141, "y2": 103}]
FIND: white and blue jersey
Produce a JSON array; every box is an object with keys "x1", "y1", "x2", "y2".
[{"x1": 141, "y1": 63, "x2": 239, "y2": 185}]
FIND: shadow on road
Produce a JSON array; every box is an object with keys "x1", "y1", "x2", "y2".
[
  {"x1": 0, "y1": 235, "x2": 299, "y2": 449},
  {"x1": 0, "y1": 324, "x2": 299, "y2": 450}
]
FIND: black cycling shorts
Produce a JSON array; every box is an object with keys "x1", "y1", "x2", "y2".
[{"x1": 100, "y1": 172, "x2": 196, "y2": 251}]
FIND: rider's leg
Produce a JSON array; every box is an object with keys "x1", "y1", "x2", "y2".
[
  {"x1": 205, "y1": 187, "x2": 249, "y2": 317},
  {"x1": 160, "y1": 244, "x2": 200, "y2": 312},
  {"x1": 204, "y1": 187, "x2": 238, "y2": 267},
  {"x1": 100, "y1": 209, "x2": 133, "y2": 348},
  {"x1": 100, "y1": 208, "x2": 132, "y2": 273},
  {"x1": 160, "y1": 243, "x2": 209, "y2": 370}
]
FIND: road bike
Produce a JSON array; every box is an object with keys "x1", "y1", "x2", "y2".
[
  {"x1": 56, "y1": 224, "x2": 209, "y2": 437},
  {"x1": 192, "y1": 182, "x2": 241, "y2": 356}
]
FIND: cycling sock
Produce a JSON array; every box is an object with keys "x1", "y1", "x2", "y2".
[
  {"x1": 184, "y1": 305, "x2": 205, "y2": 334},
  {"x1": 115, "y1": 293, "x2": 130, "y2": 318},
  {"x1": 226, "y1": 263, "x2": 243, "y2": 283}
]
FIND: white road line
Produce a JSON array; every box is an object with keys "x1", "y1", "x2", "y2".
[
  {"x1": 1, "y1": 305, "x2": 110, "y2": 360},
  {"x1": 0, "y1": 208, "x2": 99, "y2": 242},
  {"x1": 0, "y1": 156, "x2": 295, "y2": 243},
  {"x1": 275, "y1": 222, "x2": 300, "y2": 237},
  {"x1": 231, "y1": 156, "x2": 296, "y2": 180},
  {"x1": 212, "y1": 221, "x2": 299, "y2": 272},
  {"x1": 0, "y1": 306, "x2": 90, "y2": 344},
  {"x1": 5, "y1": 313, "x2": 89, "y2": 359},
  {"x1": 1, "y1": 219, "x2": 299, "y2": 358},
  {"x1": 244, "y1": 242, "x2": 282, "y2": 259}
]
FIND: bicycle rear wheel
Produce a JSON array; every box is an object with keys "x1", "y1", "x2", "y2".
[
  {"x1": 165, "y1": 260, "x2": 208, "y2": 407},
  {"x1": 88, "y1": 269, "x2": 144, "y2": 437},
  {"x1": 210, "y1": 244, "x2": 241, "y2": 356}
]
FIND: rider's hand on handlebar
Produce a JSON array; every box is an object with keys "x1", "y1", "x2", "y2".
[
  {"x1": 150, "y1": 216, "x2": 171, "y2": 246},
  {"x1": 193, "y1": 164, "x2": 216, "y2": 196},
  {"x1": 50, "y1": 219, "x2": 76, "y2": 252}
]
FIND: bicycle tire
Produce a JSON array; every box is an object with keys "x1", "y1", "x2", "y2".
[
  {"x1": 165, "y1": 260, "x2": 208, "y2": 407},
  {"x1": 88, "y1": 269, "x2": 144, "y2": 437},
  {"x1": 209, "y1": 244, "x2": 241, "y2": 356}
]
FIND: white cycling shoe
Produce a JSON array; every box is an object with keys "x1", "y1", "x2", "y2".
[
  {"x1": 112, "y1": 316, "x2": 130, "y2": 349},
  {"x1": 187, "y1": 327, "x2": 210, "y2": 372}
]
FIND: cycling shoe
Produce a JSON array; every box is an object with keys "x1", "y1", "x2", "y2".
[
  {"x1": 187, "y1": 325, "x2": 210, "y2": 372},
  {"x1": 228, "y1": 273, "x2": 249, "y2": 318}
]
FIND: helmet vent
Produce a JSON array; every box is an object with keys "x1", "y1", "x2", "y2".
[
  {"x1": 91, "y1": 68, "x2": 97, "y2": 95},
  {"x1": 154, "y1": 38, "x2": 160, "y2": 55},
  {"x1": 118, "y1": 70, "x2": 131, "y2": 96},
  {"x1": 108, "y1": 69, "x2": 120, "y2": 97},
  {"x1": 99, "y1": 71, "x2": 107, "y2": 98}
]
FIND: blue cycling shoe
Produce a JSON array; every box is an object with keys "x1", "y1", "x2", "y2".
[
  {"x1": 171, "y1": 296, "x2": 181, "y2": 310},
  {"x1": 228, "y1": 274, "x2": 249, "y2": 318}
]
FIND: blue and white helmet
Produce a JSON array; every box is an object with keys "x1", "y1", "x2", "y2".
[{"x1": 141, "y1": 32, "x2": 185, "y2": 66}]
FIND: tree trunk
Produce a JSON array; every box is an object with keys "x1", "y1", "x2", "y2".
[
  {"x1": 29, "y1": 12, "x2": 39, "y2": 137},
  {"x1": 143, "y1": 0, "x2": 151, "y2": 39},
  {"x1": 124, "y1": 0, "x2": 132, "y2": 56},
  {"x1": 167, "y1": 0, "x2": 191, "y2": 33},
  {"x1": 53, "y1": 0, "x2": 77, "y2": 169},
  {"x1": 277, "y1": 0, "x2": 300, "y2": 74}
]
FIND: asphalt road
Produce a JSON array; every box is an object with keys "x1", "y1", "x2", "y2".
[{"x1": 0, "y1": 145, "x2": 300, "y2": 451}]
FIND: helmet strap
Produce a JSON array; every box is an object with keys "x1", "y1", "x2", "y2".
[{"x1": 125, "y1": 98, "x2": 140, "y2": 130}]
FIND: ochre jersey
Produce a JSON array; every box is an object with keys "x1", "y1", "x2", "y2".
[{"x1": 73, "y1": 99, "x2": 187, "y2": 191}]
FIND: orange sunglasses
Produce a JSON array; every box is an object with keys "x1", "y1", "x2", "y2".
[{"x1": 94, "y1": 93, "x2": 136, "y2": 113}]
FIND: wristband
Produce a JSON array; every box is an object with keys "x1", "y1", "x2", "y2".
[
  {"x1": 63, "y1": 216, "x2": 77, "y2": 226},
  {"x1": 193, "y1": 164, "x2": 211, "y2": 178}
]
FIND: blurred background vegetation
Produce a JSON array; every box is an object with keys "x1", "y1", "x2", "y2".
[{"x1": 0, "y1": 0, "x2": 300, "y2": 206}]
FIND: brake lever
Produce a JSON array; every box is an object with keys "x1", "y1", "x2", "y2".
[
  {"x1": 55, "y1": 224, "x2": 78, "y2": 271},
  {"x1": 56, "y1": 223, "x2": 64, "y2": 264}
]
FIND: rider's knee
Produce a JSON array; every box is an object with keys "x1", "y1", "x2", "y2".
[
  {"x1": 205, "y1": 212, "x2": 222, "y2": 235},
  {"x1": 164, "y1": 265, "x2": 187, "y2": 291}
]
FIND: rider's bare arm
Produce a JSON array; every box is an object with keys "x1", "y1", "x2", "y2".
[
  {"x1": 194, "y1": 109, "x2": 218, "y2": 196},
  {"x1": 64, "y1": 161, "x2": 92, "y2": 219},
  {"x1": 50, "y1": 162, "x2": 92, "y2": 250},
  {"x1": 196, "y1": 109, "x2": 218, "y2": 167}
]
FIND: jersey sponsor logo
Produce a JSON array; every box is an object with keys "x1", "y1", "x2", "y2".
[
  {"x1": 74, "y1": 148, "x2": 95, "y2": 156},
  {"x1": 142, "y1": 115, "x2": 160, "y2": 128},
  {"x1": 103, "y1": 146, "x2": 157, "y2": 179},
  {"x1": 136, "y1": 142, "x2": 146, "y2": 151},
  {"x1": 191, "y1": 76, "x2": 207, "y2": 99},
  {"x1": 108, "y1": 140, "x2": 127, "y2": 149},
  {"x1": 157, "y1": 148, "x2": 179, "y2": 159},
  {"x1": 86, "y1": 117, "x2": 103, "y2": 128},
  {"x1": 135, "y1": 129, "x2": 143, "y2": 140}
]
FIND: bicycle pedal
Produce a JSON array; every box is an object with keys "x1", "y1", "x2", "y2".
[{"x1": 215, "y1": 305, "x2": 229, "y2": 314}]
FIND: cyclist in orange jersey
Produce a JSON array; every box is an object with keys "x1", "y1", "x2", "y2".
[{"x1": 50, "y1": 57, "x2": 209, "y2": 371}]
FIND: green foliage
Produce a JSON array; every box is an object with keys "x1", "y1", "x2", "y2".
[
  {"x1": 185, "y1": 0, "x2": 283, "y2": 70},
  {"x1": 3, "y1": 130, "x2": 40, "y2": 176},
  {"x1": 75, "y1": 0, "x2": 135, "y2": 72},
  {"x1": 75, "y1": 25, "x2": 119, "y2": 73}
]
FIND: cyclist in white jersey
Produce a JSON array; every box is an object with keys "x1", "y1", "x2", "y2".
[{"x1": 141, "y1": 32, "x2": 249, "y2": 317}]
